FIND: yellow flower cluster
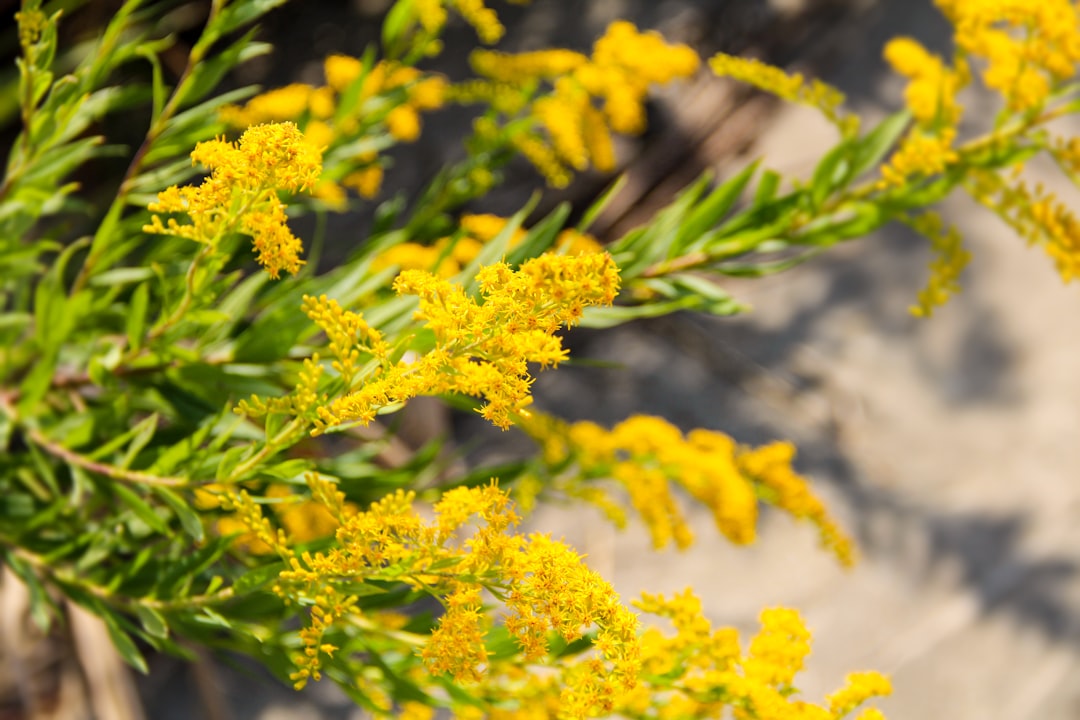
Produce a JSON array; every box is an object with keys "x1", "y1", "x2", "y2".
[
  {"x1": 314, "y1": 253, "x2": 619, "y2": 432},
  {"x1": 198, "y1": 476, "x2": 349, "y2": 556},
  {"x1": 235, "y1": 354, "x2": 325, "y2": 421},
  {"x1": 884, "y1": 38, "x2": 968, "y2": 126},
  {"x1": 265, "y1": 480, "x2": 640, "y2": 717},
  {"x1": 220, "y1": 55, "x2": 448, "y2": 206},
  {"x1": 626, "y1": 591, "x2": 892, "y2": 720},
  {"x1": 143, "y1": 122, "x2": 321, "y2": 278},
  {"x1": 224, "y1": 55, "x2": 447, "y2": 145},
  {"x1": 373, "y1": 213, "x2": 604, "y2": 278},
  {"x1": 413, "y1": 0, "x2": 531, "y2": 44},
  {"x1": 519, "y1": 413, "x2": 854, "y2": 564},
  {"x1": 879, "y1": 127, "x2": 958, "y2": 188},
  {"x1": 737, "y1": 441, "x2": 856, "y2": 566},
  {"x1": 708, "y1": 53, "x2": 857, "y2": 136},
  {"x1": 936, "y1": 0, "x2": 1080, "y2": 112},
  {"x1": 15, "y1": 5, "x2": 47, "y2": 48},
  {"x1": 968, "y1": 170, "x2": 1080, "y2": 284},
  {"x1": 465, "y1": 21, "x2": 699, "y2": 186},
  {"x1": 301, "y1": 293, "x2": 389, "y2": 385},
  {"x1": 905, "y1": 211, "x2": 971, "y2": 317}
]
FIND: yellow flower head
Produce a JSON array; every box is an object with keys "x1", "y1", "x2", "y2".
[
  {"x1": 314, "y1": 253, "x2": 620, "y2": 433},
  {"x1": 143, "y1": 122, "x2": 322, "y2": 278},
  {"x1": 884, "y1": 37, "x2": 967, "y2": 125}
]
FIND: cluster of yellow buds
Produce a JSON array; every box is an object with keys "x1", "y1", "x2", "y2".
[
  {"x1": 412, "y1": 0, "x2": 532, "y2": 44},
  {"x1": 519, "y1": 413, "x2": 855, "y2": 565},
  {"x1": 629, "y1": 592, "x2": 892, "y2": 720},
  {"x1": 708, "y1": 53, "x2": 857, "y2": 136},
  {"x1": 313, "y1": 252, "x2": 619, "y2": 432},
  {"x1": 220, "y1": 55, "x2": 449, "y2": 206},
  {"x1": 372, "y1": 213, "x2": 604, "y2": 278},
  {"x1": 904, "y1": 211, "x2": 971, "y2": 317},
  {"x1": 937, "y1": 0, "x2": 1080, "y2": 112},
  {"x1": 143, "y1": 122, "x2": 322, "y2": 278},
  {"x1": 258, "y1": 479, "x2": 641, "y2": 716},
  {"x1": 460, "y1": 20, "x2": 699, "y2": 186}
]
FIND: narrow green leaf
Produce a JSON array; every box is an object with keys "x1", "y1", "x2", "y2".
[
  {"x1": 176, "y1": 34, "x2": 270, "y2": 111},
  {"x1": 382, "y1": 0, "x2": 417, "y2": 53},
  {"x1": 849, "y1": 110, "x2": 912, "y2": 178},
  {"x1": 580, "y1": 297, "x2": 702, "y2": 328},
  {"x1": 213, "y1": 0, "x2": 291, "y2": 38},
  {"x1": 809, "y1": 140, "x2": 853, "y2": 210},
  {"x1": 752, "y1": 169, "x2": 782, "y2": 207},
  {"x1": 153, "y1": 487, "x2": 204, "y2": 542},
  {"x1": 113, "y1": 484, "x2": 170, "y2": 535},
  {"x1": 676, "y1": 163, "x2": 759, "y2": 256},
  {"x1": 120, "y1": 414, "x2": 159, "y2": 470},
  {"x1": 577, "y1": 174, "x2": 628, "y2": 233},
  {"x1": 103, "y1": 615, "x2": 149, "y2": 674},
  {"x1": 126, "y1": 282, "x2": 150, "y2": 353},
  {"x1": 135, "y1": 605, "x2": 169, "y2": 639}
]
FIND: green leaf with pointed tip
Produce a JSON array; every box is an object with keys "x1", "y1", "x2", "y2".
[
  {"x1": 153, "y1": 487, "x2": 204, "y2": 543},
  {"x1": 135, "y1": 605, "x2": 169, "y2": 639}
]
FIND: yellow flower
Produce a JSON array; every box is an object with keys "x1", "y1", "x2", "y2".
[
  {"x1": 466, "y1": 22, "x2": 698, "y2": 184},
  {"x1": 313, "y1": 254, "x2": 620, "y2": 432},
  {"x1": 219, "y1": 83, "x2": 317, "y2": 127},
  {"x1": 884, "y1": 37, "x2": 967, "y2": 125},
  {"x1": 386, "y1": 105, "x2": 422, "y2": 142},
  {"x1": 906, "y1": 211, "x2": 970, "y2": 317},
  {"x1": 743, "y1": 608, "x2": 812, "y2": 687},
  {"x1": 143, "y1": 122, "x2": 322, "y2": 278},
  {"x1": 520, "y1": 413, "x2": 852, "y2": 562},
  {"x1": 738, "y1": 440, "x2": 855, "y2": 566},
  {"x1": 710, "y1": 52, "x2": 854, "y2": 133},
  {"x1": 325, "y1": 53, "x2": 364, "y2": 92},
  {"x1": 828, "y1": 671, "x2": 893, "y2": 716},
  {"x1": 879, "y1": 127, "x2": 957, "y2": 187},
  {"x1": 936, "y1": 0, "x2": 1080, "y2": 111}
]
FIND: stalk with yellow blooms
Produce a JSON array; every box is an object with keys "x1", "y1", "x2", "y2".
[{"x1": 4, "y1": 0, "x2": 1080, "y2": 717}]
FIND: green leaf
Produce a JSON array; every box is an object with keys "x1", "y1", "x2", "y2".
[
  {"x1": 213, "y1": 0, "x2": 291, "y2": 39},
  {"x1": 2, "y1": 553, "x2": 56, "y2": 631},
  {"x1": 153, "y1": 487, "x2": 205, "y2": 542},
  {"x1": 120, "y1": 414, "x2": 160, "y2": 470},
  {"x1": 112, "y1": 484, "x2": 170, "y2": 535},
  {"x1": 383, "y1": 0, "x2": 417, "y2": 52},
  {"x1": 577, "y1": 174, "x2": 628, "y2": 233},
  {"x1": 233, "y1": 562, "x2": 286, "y2": 594},
  {"x1": 580, "y1": 297, "x2": 703, "y2": 328},
  {"x1": 33, "y1": 237, "x2": 90, "y2": 351},
  {"x1": 177, "y1": 33, "x2": 270, "y2": 111},
  {"x1": 103, "y1": 614, "x2": 149, "y2": 674},
  {"x1": 809, "y1": 140, "x2": 853, "y2": 210},
  {"x1": 849, "y1": 110, "x2": 911, "y2": 178},
  {"x1": 126, "y1": 282, "x2": 150, "y2": 352},
  {"x1": 676, "y1": 163, "x2": 759, "y2": 256},
  {"x1": 216, "y1": 445, "x2": 250, "y2": 482},
  {"x1": 135, "y1": 605, "x2": 169, "y2": 639}
]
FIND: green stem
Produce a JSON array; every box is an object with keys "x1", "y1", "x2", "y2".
[
  {"x1": 25, "y1": 426, "x2": 188, "y2": 487},
  {"x1": 72, "y1": 0, "x2": 226, "y2": 293},
  {"x1": 638, "y1": 99, "x2": 1074, "y2": 281}
]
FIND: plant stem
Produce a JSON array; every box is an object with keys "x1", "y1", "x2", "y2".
[{"x1": 25, "y1": 427, "x2": 188, "y2": 488}]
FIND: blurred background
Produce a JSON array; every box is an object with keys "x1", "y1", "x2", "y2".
[{"x1": 4, "y1": 0, "x2": 1080, "y2": 718}]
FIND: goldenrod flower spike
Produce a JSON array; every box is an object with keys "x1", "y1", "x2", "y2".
[
  {"x1": 884, "y1": 37, "x2": 967, "y2": 126},
  {"x1": 144, "y1": 122, "x2": 322, "y2": 278},
  {"x1": 936, "y1": 0, "x2": 1080, "y2": 112},
  {"x1": 521, "y1": 412, "x2": 855, "y2": 564},
  {"x1": 313, "y1": 253, "x2": 620, "y2": 433},
  {"x1": 709, "y1": 52, "x2": 855, "y2": 135}
]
